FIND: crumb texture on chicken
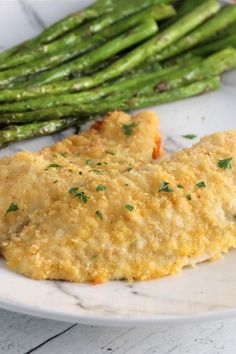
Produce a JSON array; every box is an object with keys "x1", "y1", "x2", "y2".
[
  {"x1": 0, "y1": 110, "x2": 160, "y2": 249},
  {"x1": 44, "y1": 110, "x2": 161, "y2": 162},
  {"x1": 0, "y1": 113, "x2": 235, "y2": 283}
]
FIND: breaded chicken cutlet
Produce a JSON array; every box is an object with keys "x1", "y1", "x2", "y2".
[
  {"x1": 0, "y1": 113, "x2": 235, "y2": 283},
  {"x1": 0, "y1": 111, "x2": 161, "y2": 250},
  {"x1": 45, "y1": 110, "x2": 161, "y2": 161}
]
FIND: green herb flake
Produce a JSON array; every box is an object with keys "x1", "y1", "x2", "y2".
[
  {"x1": 217, "y1": 157, "x2": 233, "y2": 170},
  {"x1": 6, "y1": 202, "x2": 19, "y2": 215},
  {"x1": 196, "y1": 181, "x2": 206, "y2": 189},
  {"x1": 96, "y1": 210, "x2": 103, "y2": 220},
  {"x1": 125, "y1": 204, "x2": 134, "y2": 212},
  {"x1": 59, "y1": 152, "x2": 68, "y2": 158},
  {"x1": 53, "y1": 180, "x2": 58, "y2": 184},
  {"x1": 96, "y1": 184, "x2": 107, "y2": 192},
  {"x1": 126, "y1": 164, "x2": 133, "y2": 172},
  {"x1": 89, "y1": 169, "x2": 104, "y2": 175},
  {"x1": 122, "y1": 122, "x2": 138, "y2": 137},
  {"x1": 45, "y1": 163, "x2": 61, "y2": 170},
  {"x1": 177, "y1": 184, "x2": 184, "y2": 189},
  {"x1": 85, "y1": 159, "x2": 93, "y2": 165},
  {"x1": 97, "y1": 161, "x2": 108, "y2": 166},
  {"x1": 186, "y1": 194, "x2": 192, "y2": 201},
  {"x1": 92, "y1": 255, "x2": 98, "y2": 260},
  {"x1": 69, "y1": 187, "x2": 89, "y2": 203},
  {"x1": 105, "y1": 150, "x2": 115, "y2": 155},
  {"x1": 159, "y1": 181, "x2": 173, "y2": 193},
  {"x1": 182, "y1": 134, "x2": 197, "y2": 140}
]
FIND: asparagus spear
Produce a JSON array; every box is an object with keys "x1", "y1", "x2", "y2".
[
  {"x1": 17, "y1": 0, "x2": 220, "y2": 88},
  {"x1": 0, "y1": 77, "x2": 220, "y2": 126},
  {"x1": 0, "y1": 118, "x2": 78, "y2": 148},
  {"x1": 161, "y1": 0, "x2": 206, "y2": 29},
  {"x1": 0, "y1": 61, "x2": 183, "y2": 103},
  {"x1": 0, "y1": 19, "x2": 158, "y2": 88},
  {"x1": 0, "y1": 65, "x2": 197, "y2": 115},
  {"x1": 192, "y1": 35, "x2": 236, "y2": 56},
  {"x1": 0, "y1": 76, "x2": 220, "y2": 148},
  {"x1": 0, "y1": 0, "x2": 121, "y2": 64},
  {"x1": 129, "y1": 53, "x2": 202, "y2": 77},
  {"x1": 0, "y1": 69, "x2": 188, "y2": 117},
  {"x1": 221, "y1": 21, "x2": 236, "y2": 37},
  {"x1": 37, "y1": 0, "x2": 174, "y2": 44},
  {"x1": 0, "y1": 1, "x2": 220, "y2": 97},
  {"x1": 195, "y1": 21, "x2": 236, "y2": 48},
  {"x1": 117, "y1": 76, "x2": 220, "y2": 110},
  {"x1": 0, "y1": 45, "x2": 25, "y2": 64},
  {"x1": 0, "y1": 4, "x2": 175, "y2": 71},
  {"x1": 153, "y1": 5, "x2": 236, "y2": 62},
  {"x1": 34, "y1": 0, "x2": 175, "y2": 45},
  {"x1": 1, "y1": 0, "x2": 171, "y2": 70},
  {"x1": 0, "y1": 48, "x2": 233, "y2": 119},
  {"x1": 0, "y1": 45, "x2": 227, "y2": 108},
  {"x1": 34, "y1": 0, "x2": 121, "y2": 44}
]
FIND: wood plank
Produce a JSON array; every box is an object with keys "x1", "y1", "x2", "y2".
[
  {"x1": 0, "y1": 309, "x2": 71, "y2": 354},
  {"x1": 23, "y1": 318, "x2": 236, "y2": 354}
]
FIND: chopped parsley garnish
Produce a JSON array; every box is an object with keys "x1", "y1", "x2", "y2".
[
  {"x1": 85, "y1": 159, "x2": 93, "y2": 165},
  {"x1": 53, "y1": 180, "x2": 58, "y2": 184},
  {"x1": 97, "y1": 161, "x2": 108, "y2": 166},
  {"x1": 127, "y1": 164, "x2": 133, "y2": 172},
  {"x1": 96, "y1": 184, "x2": 107, "y2": 192},
  {"x1": 125, "y1": 204, "x2": 134, "y2": 212},
  {"x1": 96, "y1": 210, "x2": 103, "y2": 220},
  {"x1": 177, "y1": 184, "x2": 184, "y2": 189},
  {"x1": 45, "y1": 163, "x2": 61, "y2": 170},
  {"x1": 105, "y1": 150, "x2": 115, "y2": 155},
  {"x1": 69, "y1": 187, "x2": 89, "y2": 203},
  {"x1": 159, "y1": 181, "x2": 173, "y2": 193},
  {"x1": 217, "y1": 157, "x2": 233, "y2": 170},
  {"x1": 59, "y1": 152, "x2": 68, "y2": 158},
  {"x1": 186, "y1": 194, "x2": 192, "y2": 201},
  {"x1": 182, "y1": 134, "x2": 197, "y2": 140},
  {"x1": 89, "y1": 169, "x2": 104, "y2": 174},
  {"x1": 6, "y1": 202, "x2": 19, "y2": 215},
  {"x1": 122, "y1": 122, "x2": 138, "y2": 136},
  {"x1": 196, "y1": 181, "x2": 206, "y2": 189}
]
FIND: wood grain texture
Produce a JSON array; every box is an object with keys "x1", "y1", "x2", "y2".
[
  {"x1": 1, "y1": 309, "x2": 236, "y2": 354},
  {"x1": 0, "y1": 309, "x2": 70, "y2": 354}
]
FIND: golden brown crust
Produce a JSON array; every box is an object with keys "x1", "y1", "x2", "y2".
[
  {"x1": 0, "y1": 111, "x2": 235, "y2": 283},
  {"x1": 44, "y1": 110, "x2": 161, "y2": 162},
  {"x1": 0, "y1": 111, "x2": 160, "y2": 251}
]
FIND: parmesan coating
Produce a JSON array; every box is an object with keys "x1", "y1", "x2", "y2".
[{"x1": 0, "y1": 114, "x2": 235, "y2": 283}]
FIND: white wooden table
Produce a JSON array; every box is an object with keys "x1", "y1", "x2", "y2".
[{"x1": 0, "y1": 309, "x2": 236, "y2": 354}]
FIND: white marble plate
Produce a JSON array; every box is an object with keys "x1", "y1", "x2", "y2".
[{"x1": 0, "y1": 0, "x2": 236, "y2": 326}]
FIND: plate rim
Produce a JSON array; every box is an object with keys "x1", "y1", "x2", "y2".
[{"x1": 1, "y1": 297, "x2": 236, "y2": 326}]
